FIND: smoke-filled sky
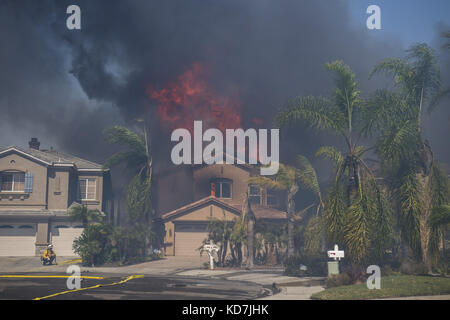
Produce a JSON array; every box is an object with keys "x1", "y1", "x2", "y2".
[{"x1": 0, "y1": 0, "x2": 448, "y2": 190}]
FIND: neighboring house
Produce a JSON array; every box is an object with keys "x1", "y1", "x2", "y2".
[
  {"x1": 0, "y1": 138, "x2": 112, "y2": 257},
  {"x1": 155, "y1": 162, "x2": 287, "y2": 256}
]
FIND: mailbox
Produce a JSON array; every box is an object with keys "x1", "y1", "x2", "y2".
[{"x1": 327, "y1": 244, "x2": 344, "y2": 261}]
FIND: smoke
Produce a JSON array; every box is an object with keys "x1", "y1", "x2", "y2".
[{"x1": 0, "y1": 0, "x2": 448, "y2": 201}]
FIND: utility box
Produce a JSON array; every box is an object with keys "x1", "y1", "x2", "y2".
[{"x1": 328, "y1": 261, "x2": 339, "y2": 277}]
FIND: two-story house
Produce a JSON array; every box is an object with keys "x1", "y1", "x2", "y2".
[
  {"x1": 155, "y1": 161, "x2": 287, "y2": 256},
  {"x1": 0, "y1": 138, "x2": 112, "y2": 256}
]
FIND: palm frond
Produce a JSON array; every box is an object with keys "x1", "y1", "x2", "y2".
[
  {"x1": 428, "y1": 205, "x2": 450, "y2": 228},
  {"x1": 361, "y1": 89, "x2": 411, "y2": 137},
  {"x1": 247, "y1": 176, "x2": 284, "y2": 191},
  {"x1": 343, "y1": 199, "x2": 371, "y2": 264},
  {"x1": 104, "y1": 126, "x2": 146, "y2": 155},
  {"x1": 315, "y1": 146, "x2": 344, "y2": 167},
  {"x1": 396, "y1": 170, "x2": 422, "y2": 255},
  {"x1": 295, "y1": 155, "x2": 321, "y2": 198},
  {"x1": 325, "y1": 60, "x2": 361, "y2": 116},
  {"x1": 275, "y1": 96, "x2": 346, "y2": 133},
  {"x1": 323, "y1": 181, "x2": 347, "y2": 244},
  {"x1": 369, "y1": 58, "x2": 413, "y2": 89},
  {"x1": 376, "y1": 120, "x2": 419, "y2": 163}
]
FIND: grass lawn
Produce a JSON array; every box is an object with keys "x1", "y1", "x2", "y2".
[{"x1": 311, "y1": 274, "x2": 450, "y2": 300}]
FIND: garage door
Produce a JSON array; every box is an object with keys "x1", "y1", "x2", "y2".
[
  {"x1": 51, "y1": 224, "x2": 84, "y2": 256},
  {"x1": 0, "y1": 224, "x2": 36, "y2": 256},
  {"x1": 174, "y1": 223, "x2": 208, "y2": 256}
]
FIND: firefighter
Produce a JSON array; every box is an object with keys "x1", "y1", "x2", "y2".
[{"x1": 41, "y1": 244, "x2": 57, "y2": 265}]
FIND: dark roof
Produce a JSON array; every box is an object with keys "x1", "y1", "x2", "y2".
[
  {"x1": 161, "y1": 196, "x2": 286, "y2": 222},
  {"x1": 227, "y1": 202, "x2": 287, "y2": 220},
  {"x1": 0, "y1": 146, "x2": 105, "y2": 171},
  {"x1": 161, "y1": 196, "x2": 241, "y2": 221}
]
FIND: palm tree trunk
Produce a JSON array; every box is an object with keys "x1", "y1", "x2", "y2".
[
  {"x1": 247, "y1": 215, "x2": 255, "y2": 268},
  {"x1": 286, "y1": 184, "x2": 299, "y2": 257},
  {"x1": 417, "y1": 173, "x2": 433, "y2": 272}
]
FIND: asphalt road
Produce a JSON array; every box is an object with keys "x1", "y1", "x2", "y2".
[{"x1": 0, "y1": 273, "x2": 268, "y2": 300}]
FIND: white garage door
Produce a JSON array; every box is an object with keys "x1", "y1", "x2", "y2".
[
  {"x1": 0, "y1": 224, "x2": 36, "y2": 256},
  {"x1": 174, "y1": 223, "x2": 208, "y2": 256},
  {"x1": 51, "y1": 224, "x2": 84, "y2": 256}
]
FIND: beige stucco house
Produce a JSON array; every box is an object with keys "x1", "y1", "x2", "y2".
[
  {"x1": 0, "y1": 138, "x2": 112, "y2": 256},
  {"x1": 155, "y1": 162, "x2": 287, "y2": 256}
]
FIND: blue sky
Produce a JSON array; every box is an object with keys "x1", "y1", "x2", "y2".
[{"x1": 348, "y1": 0, "x2": 450, "y2": 47}]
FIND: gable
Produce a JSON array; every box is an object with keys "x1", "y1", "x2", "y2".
[
  {"x1": 162, "y1": 197, "x2": 241, "y2": 222},
  {"x1": 0, "y1": 148, "x2": 50, "y2": 168}
]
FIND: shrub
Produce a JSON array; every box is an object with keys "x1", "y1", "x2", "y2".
[
  {"x1": 340, "y1": 263, "x2": 366, "y2": 283},
  {"x1": 284, "y1": 254, "x2": 327, "y2": 277},
  {"x1": 399, "y1": 261, "x2": 429, "y2": 275},
  {"x1": 73, "y1": 224, "x2": 112, "y2": 266},
  {"x1": 381, "y1": 264, "x2": 394, "y2": 276},
  {"x1": 110, "y1": 226, "x2": 149, "y2": 265},
  {"x1": 326, "y1": 273, "x2": 352, "y2": 288}
]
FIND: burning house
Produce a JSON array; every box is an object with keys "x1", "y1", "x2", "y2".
[{"x1": 154, "y1": 161, "x2": 287, "y2": 257}]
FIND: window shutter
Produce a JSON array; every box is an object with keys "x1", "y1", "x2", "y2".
[{"x1": 24, "y1": 172, "x2": 33, "y2": 193}]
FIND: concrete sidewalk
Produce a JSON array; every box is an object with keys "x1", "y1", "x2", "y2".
[{"x1": 175, "y1": 268, "x2": 327, "y2": 299}]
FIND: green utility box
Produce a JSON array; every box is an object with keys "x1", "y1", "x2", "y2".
[{"x1": 327, "y1": 261, "x2": 339, "y2": 277}]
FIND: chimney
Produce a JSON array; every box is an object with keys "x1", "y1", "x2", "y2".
[
  {"x1": 29, "y1": 137, "x2": 40, "y2": 150},
  {"x1": 210, "y1": 182, "x2": 215, "y2": 197}
]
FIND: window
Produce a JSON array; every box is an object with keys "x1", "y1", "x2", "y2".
[
  {"x1": 18, "y1": 225, "x2": 33, "y2": 229},
  {"x1": 213, "y1": 180, "x2": 232, "y2": 198},
  {"x1": 79, "y1": 178, "x2": 96, "y2": 200},
  {"x1": 267, "y1": 189, "x2": 278, "y2": 206},
  {"x1": 248, "y1": 185, "x2": 262, "y2": 204},
  {"x1": 0, "y1": 172, "x2": 25, "y2": 192}
]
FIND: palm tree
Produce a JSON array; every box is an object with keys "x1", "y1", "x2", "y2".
[
  {"x1": 242, "y1": 191, "x2": 255, "y2": 268},
  {"x1": 103, "y1": 123, "x2": 153, "y2": 225},
  {"x1": 68, "y1": 203, "x2": 104, "y2": 227},
  {"x1": 248, "y1": 161, "x2": 316, "y2": 258},
  {"x1": 103, "y1": 123, "x2": 152, "y2": 178},
  {"x1": 368, "y1": 43, "x2": 450, "y2": 269},
  {"x1": 275, "y1": 61, "x2": 392, "y2": 264}
]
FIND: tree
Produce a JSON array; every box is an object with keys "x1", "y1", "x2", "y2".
[
  {"x1": 104, "y1": 124, "x2": 153, "y2": 225},
  {"x1": 276, "y1": 61, "x2": 393, "y2": 264},
  {"x1": 248, "y1": 163, "x2": 305, "y2": 258},
  {"x1": 368, "y1": 44, "x2": 450, "y2": 269},
  {"x1": 104, "y1": 123, "x2": 155, "y2": 256},
  {"x1": 243, "y1": 191, "x2": 255, "y2": 268},
  {"x1": 68, "y1": 203, "x2": 104, "y2": 227},
  {"x1": 294, "y1": 155, "x2": 326, "y2": 255}
]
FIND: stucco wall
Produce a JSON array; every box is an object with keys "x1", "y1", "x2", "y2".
[
  {"x1": 47, "y1": 168, "x2": 70, "y2": 210},
  {"x1": 193, "y1": 164, "x2": 250, "y2": 204},
  {"x1": 0, "y1": 153, "x2": 48, "y2": 209},
  {"x1": 163, "y1": 203, "x2": 239, "y2": 256}
]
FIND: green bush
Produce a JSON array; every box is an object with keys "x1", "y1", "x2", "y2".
[
  {"x1": 73, "y1": 224, "x2": 112, "y2": 266},
  {"x1": 73, "y1": 224, "x2": 159, "y2": 266},
  {"x1": 326, "y1": 273, "x2": 352, "y2": 288},
  {"x1": 284, "y1": 254, "x2": 327, "y2": 277},
  {"x1": 110, "y1": 226, "x2": 149, "y2": 265},
  {"x1": 399, "y1": 261, "x2": 429, "y2": 275}
]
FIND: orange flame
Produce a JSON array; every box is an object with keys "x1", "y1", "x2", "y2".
[{"x1": 146, "y1": 62, "x2": 242, "y2": 132}]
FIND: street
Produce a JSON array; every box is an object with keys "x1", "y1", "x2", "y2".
[{"x1": 0, "y1": 273, "x2": 266, "y2": 300}]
